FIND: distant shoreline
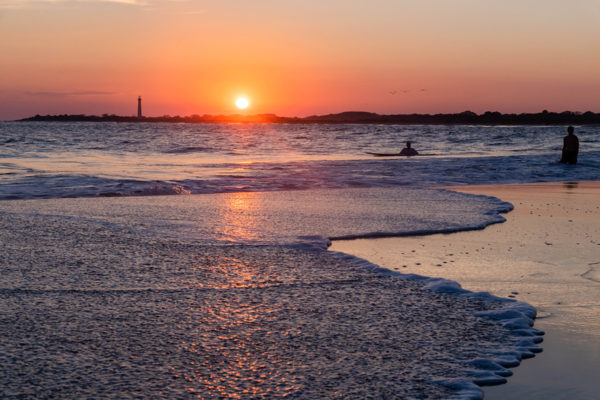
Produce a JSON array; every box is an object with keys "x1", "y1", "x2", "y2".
[{"x1": 17, "y1": 110, "x2": 600, "y2": 125}]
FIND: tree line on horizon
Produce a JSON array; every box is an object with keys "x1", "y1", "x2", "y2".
[{"x1": 19, "y1": 110, "x2": 600, "y2": 125}]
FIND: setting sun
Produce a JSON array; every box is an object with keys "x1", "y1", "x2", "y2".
[{"x1": 235, "y1": 97, "x2": 250, "y2": 110}]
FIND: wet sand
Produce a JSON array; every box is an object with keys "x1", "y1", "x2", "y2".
[{"x1": 330, "y1": 181, "x2": 600, "y2": 399}]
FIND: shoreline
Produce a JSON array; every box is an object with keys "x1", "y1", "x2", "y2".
[
  {"x1": 12, "y1": 110, "x2": 600, "y2": 124},
  {"x1": 330, "y1": 181, "x2": 600, "y2": 399}
]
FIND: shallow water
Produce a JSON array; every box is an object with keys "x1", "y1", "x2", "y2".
[
  {"x1": 0, "y1": 191, "x2": 539, "y2": 399},
  {"x1": 1, "y1": 122, "x2": 599, "y2": 199}
]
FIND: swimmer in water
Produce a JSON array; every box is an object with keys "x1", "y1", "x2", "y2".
[{"x1": 399, "y1": 141, "x2": 419, "y2": 156}]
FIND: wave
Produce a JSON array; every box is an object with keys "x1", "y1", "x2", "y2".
[
  {"x1": 0, "y1": 187, "x2": 542, "y2": 399},
  {"x1": 2, "y1": 152, "x2": 600, "y2": 201}
]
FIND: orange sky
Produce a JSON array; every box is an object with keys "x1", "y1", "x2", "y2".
[{"x1": 1, "y1": 0, "x2": 599, "y2": 120}]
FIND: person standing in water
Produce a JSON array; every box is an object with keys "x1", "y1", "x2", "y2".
[
  {"x1": 399, "y1": 141, "x2": 419, "y2": 156},
  {"x1": 560, "y1": 126, "x2": 579, "y2": 164}
]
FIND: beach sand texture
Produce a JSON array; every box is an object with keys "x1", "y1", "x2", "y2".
[{"x1": 331, "y1": 181, "x2": 600, "y2": 399}]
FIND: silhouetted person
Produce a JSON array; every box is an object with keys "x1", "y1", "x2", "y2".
[
  {"x1": 399, "y1": 141, "x2": 419, "y2": 156},
  {"x1": 560, "y1": 126, "x2": 579, "y2": 164}
]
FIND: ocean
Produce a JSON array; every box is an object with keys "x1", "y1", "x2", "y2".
[
  {"x1": 1, "y1": 122, "x2": 598, "y2": 398},
  {"x1": 2, "y1": 122, "x2": 599, "y2": 199}
]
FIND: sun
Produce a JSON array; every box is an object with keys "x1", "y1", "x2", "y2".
[{"x1": 235, "y1": 97, "x2": 250, "y2": 110}]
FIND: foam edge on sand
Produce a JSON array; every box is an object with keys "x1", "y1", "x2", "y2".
[{"x1": 331, "y1": 251, "x2": 544, "y2": 400}]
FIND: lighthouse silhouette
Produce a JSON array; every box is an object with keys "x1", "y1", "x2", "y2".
[{"x1": 137, "y1": 96, "x2": 142, "y2": 118}]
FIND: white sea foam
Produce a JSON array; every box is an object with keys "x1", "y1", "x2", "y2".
[
  {"x1": 1, "y1": 193, "x2": 539, "y2": 399},
  {"x1": 332, "y1": 250, "x2": 544, "y2": 399}
]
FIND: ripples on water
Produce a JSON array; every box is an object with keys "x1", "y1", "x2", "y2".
[{"x1": 1, "y1": 122, "x2": 599, "y2": 199}]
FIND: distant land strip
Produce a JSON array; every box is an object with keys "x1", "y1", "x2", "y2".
[{"x1": 18, "y1": 110, "x2": 600, "y2": 125}]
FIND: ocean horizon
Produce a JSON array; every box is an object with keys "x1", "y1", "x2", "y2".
[{"x1": 15, "y1": 109, "x2": 600, "y2": 125}]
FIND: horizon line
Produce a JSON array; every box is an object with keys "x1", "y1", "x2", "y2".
[{"x1": 12, "y1": 109, "x2": 600, "y2": 125}]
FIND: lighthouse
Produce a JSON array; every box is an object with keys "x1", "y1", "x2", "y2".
[{"x1": 137, "y1": 96, "x2": 142, "y2": 118}]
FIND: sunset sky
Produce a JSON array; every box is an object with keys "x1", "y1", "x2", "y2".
[{"x1": 1, "y1": 0, "x2": 599, "y2": 120}]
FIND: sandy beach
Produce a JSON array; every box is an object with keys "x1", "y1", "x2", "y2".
[{"x1": 331, "y1": 181, "x2": 600, "y2": 399}]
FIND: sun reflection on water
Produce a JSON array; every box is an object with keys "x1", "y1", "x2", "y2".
[
  {"x1": 175, "y1": 285, "x2": 300, "y2": 397},
  {"x1": 170, "y1": 217, "x2": 305, "y2": 398},
  {"x1": 216, "y1": 192, "x2": 264, "y2": 243}
]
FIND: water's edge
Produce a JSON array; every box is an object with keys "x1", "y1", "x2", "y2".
[{"x1": 327, "y1": 193, "x2": 543, "y2": 400}]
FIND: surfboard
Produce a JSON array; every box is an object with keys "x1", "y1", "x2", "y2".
[
  {"x1": 366, "y1": 152, "x2": 434, "y2": 157},
  {"x1": 366, "y1": 152, "x2": 404, "y2": 157}
]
